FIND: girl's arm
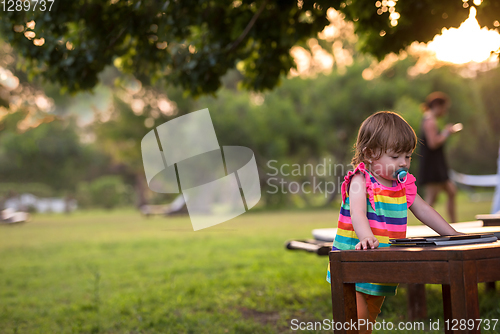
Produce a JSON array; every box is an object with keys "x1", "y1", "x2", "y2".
[
  {"x1": 409, "y1": 194, "x2": 460, "y2": 235},
  {"x1": 349, "y1": 174, "x2": 379, "y2": 250}
]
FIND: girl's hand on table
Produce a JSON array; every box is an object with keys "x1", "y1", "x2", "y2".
[{"x1": 355, "y1": 236, "x2": 379, "y2": 250}]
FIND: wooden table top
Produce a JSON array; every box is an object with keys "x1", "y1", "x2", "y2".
[
  {"x1": 330, "y1": 240, "x2": 500, "y2": 262},
  {"x1": 314, "y1": 221, "x2": 500, "y2": 242}
]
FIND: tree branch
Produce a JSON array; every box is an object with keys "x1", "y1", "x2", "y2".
[
  {"x1": 106, "y1": 27, "x2": 126, "y2": 52},
  {"x1": 226, "y1": 0, "x2": 269, "y2": 52}
]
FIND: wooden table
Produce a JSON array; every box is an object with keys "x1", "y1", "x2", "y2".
[{"x1": 329, "y1": 241, "x2": 500, "y2": 334}]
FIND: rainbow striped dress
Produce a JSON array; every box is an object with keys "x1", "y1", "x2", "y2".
[{"x1": 326, "y1": 162, "x2": 417, "y2": 296}]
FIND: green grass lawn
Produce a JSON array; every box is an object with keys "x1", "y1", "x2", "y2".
[{"x1": 0, "y1": 193, "x2": 498, "y2": 334}]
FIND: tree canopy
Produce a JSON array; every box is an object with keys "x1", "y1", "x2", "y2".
[
  {"x1": 1, "y1": 0, "x2": 499, "y2": 96},
  {"x1": 0, "y1": 0, "x2": 330, "y2": 95},
  {"x1": 330, "y1": 0, "x2": 500, "y2": 59}
]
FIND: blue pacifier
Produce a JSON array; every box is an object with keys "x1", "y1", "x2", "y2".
[{"x1": 394, "y1": 167, "x2": 408, "y2": 183}]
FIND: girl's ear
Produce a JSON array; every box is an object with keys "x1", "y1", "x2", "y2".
[
  {"x1": 363, "y1": 147, "x2": 375, "y2": 163},
  {"x1": 362, "y1": 147, "x2": 368, "y2": 163}
]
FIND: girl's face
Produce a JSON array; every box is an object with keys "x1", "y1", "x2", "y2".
[{"x1": 368, "y1": 150, "x2": 412, "y2": 186}]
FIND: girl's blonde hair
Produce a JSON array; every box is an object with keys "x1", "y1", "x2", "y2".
[{"x1": 351, "y1": 111, "x2": 417, "y2": 166}]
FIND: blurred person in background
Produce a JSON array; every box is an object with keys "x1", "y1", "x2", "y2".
[{"x1": 418, "y1": 92, "x2": 460, "y2": 224}]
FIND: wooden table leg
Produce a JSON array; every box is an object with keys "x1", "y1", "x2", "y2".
[
  {"x1": 448, "y1": 260, "x2": 480, "y2": 333},
  {"x1": 330, "y1": 254, "x2": 357, "y2": 334},
  {"x1": 485, "y1": 282, "x2": 496, "y2": 292},
  {"x1": 407, "y1": 284, "x2": 427, "y2": 320},
  {"x1": 330, "y1": 283, "x2": 357, "y2": 334},
  {"x1": 442, "y1": 284, "x2": 453, "y2": 334}
]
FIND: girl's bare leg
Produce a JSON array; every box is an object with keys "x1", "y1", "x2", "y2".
[{"x1": 356, "y1": 292, "x2": 385, "y2": 334}]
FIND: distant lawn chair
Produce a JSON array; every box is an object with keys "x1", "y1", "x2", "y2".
[
  {"x1": 450, "y1": 142, "x2": 500, "y2": 220},
  {"x1": 449, "y1": 169, "x2": 500, "y2": 226},
  {"x1": 140, "y1": 194, "x2": 188, "y2": 217},
  {"x1": 449, "y1": 170, "x2": 498, "y2": 188},
  {"x1": 449, "y1": 169, "x2": 499, "y2": 211},
  {"x1": 0, "y1": 208, "x2": 30, "y2": 224},
  {"x1": 450, "y1": 145, "x2": 500, "y2": 215}
]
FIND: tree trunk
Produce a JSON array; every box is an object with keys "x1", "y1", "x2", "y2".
[{"x1": 135, "y1": 172, "x2": 148, "y2": 208}]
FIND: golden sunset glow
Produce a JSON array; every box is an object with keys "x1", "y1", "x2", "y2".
[
  {"x1": 291, "y1": 6, "x2": 500, "y2": 80},
  {"x1": 427, "y1": 7, "x2": 500, "y2": 64}
]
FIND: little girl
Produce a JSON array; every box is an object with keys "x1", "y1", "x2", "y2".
[{"x1": 327, "y1": 111, "x2": 459, "y2": 333}]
